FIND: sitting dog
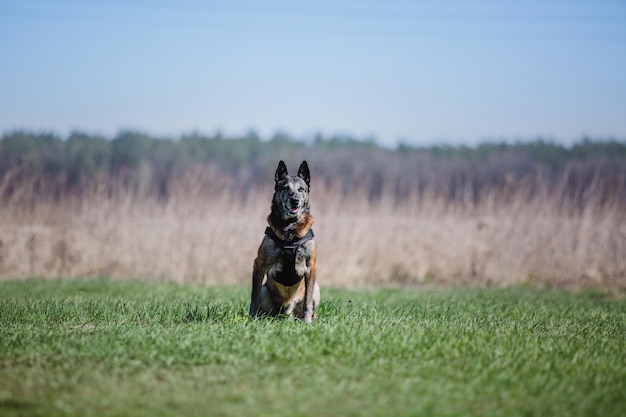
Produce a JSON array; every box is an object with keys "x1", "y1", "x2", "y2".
[{"x1": 249, "y1": 160, "x2": 319, "y2": 322}]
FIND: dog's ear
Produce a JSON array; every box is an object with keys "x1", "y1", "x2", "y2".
[
  {"x1": 297, "y1": 161, "x2": 310, "y2": 187},
  {"x1": 275, "y1": 160, "x2": 288, "y2": 182}
]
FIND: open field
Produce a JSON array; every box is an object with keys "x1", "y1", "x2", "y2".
[
  {"x1": 1, "y1": 133, "x2": 625, "y2": 289},
  {"x1": 1, "y1": 188, "x2": 624, "y2": 289},
  {"x1": 1, "y1": 278, "x2": 625, "y2": 417}
]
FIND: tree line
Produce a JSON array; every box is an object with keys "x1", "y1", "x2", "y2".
[{"x1": 1, "y1": 130, "x2": 625, "y2": 207}]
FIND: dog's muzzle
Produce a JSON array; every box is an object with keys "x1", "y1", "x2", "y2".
[{"x1": 288, "y1": 197, "x2": 300, "y2": 214}]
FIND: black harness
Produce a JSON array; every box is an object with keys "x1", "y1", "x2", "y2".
[{"x1": 264, "y1": 227, "x2": 315, "y2": 286}]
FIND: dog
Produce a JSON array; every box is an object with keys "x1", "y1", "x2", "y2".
[{"x1": 249, "y1": 160, "x2": 320, "y2": 322}]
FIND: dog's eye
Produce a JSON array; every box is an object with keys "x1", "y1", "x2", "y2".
[{"x1": 298, "y1": 187, "x2": 305, "y2": 192}]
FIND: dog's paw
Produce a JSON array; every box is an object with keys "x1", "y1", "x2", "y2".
[
  {"x1": 248, "y1": 304, "x2": 259, "y2": 318},
  {"x1": 302, "y1": 311, "x2": 314, "y2": 323}
]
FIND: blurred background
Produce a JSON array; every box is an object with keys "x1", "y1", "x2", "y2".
[{"x1": 1, "y1": 1, "x2": 625, "y2": 289}]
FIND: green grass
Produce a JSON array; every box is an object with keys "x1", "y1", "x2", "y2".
[{"x1": 1, "y1": 278, "x2": 625, "y2": 417}]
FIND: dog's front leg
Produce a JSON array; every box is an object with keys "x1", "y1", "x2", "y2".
[
  {"x1": 302, "y1": 250, "x2": 317, "y2": 323},
  {"x1": 249, "y1": 254, "x2": 265, "y2": 318},
  {"x1": 302, "y1": 277, "x2": 314, "y2": 323}
]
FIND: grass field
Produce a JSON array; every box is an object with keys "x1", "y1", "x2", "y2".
[{"x1": 1, "y1": 278, "x2": 625, "y2": 417}]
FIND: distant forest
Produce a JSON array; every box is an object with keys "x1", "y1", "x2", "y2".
[{"x1": 1, "y1": 131, "x2": 625, "y2": 208}]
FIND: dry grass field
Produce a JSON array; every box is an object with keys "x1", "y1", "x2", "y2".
[{"x1": 1, "y1": 181, "x2": 624, "y2": 289}]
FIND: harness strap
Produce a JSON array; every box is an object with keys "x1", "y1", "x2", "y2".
[{"x1": 264, "y1": 227, "x2": 315, "y2": 286}]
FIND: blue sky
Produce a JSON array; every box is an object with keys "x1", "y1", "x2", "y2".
[{"x1": 1, "y1": 0, "x2": 625, "y2": 147}]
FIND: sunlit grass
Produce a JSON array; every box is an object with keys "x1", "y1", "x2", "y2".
[{"x1": 1, "y1": 278, "x2": 625, "y2": 416}]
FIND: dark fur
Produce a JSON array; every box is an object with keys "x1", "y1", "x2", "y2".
[{"x1": 249, "y1": 161, "x2": 319, "y2": 322}]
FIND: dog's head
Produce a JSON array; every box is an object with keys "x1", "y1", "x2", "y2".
[{"x1": 272, "y1": 160, "x2": 311, "y2": 220}]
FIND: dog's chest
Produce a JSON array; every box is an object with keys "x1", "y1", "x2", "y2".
[{"x1": 267, "y1": 242, "x2": 310, "y2": 286}]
